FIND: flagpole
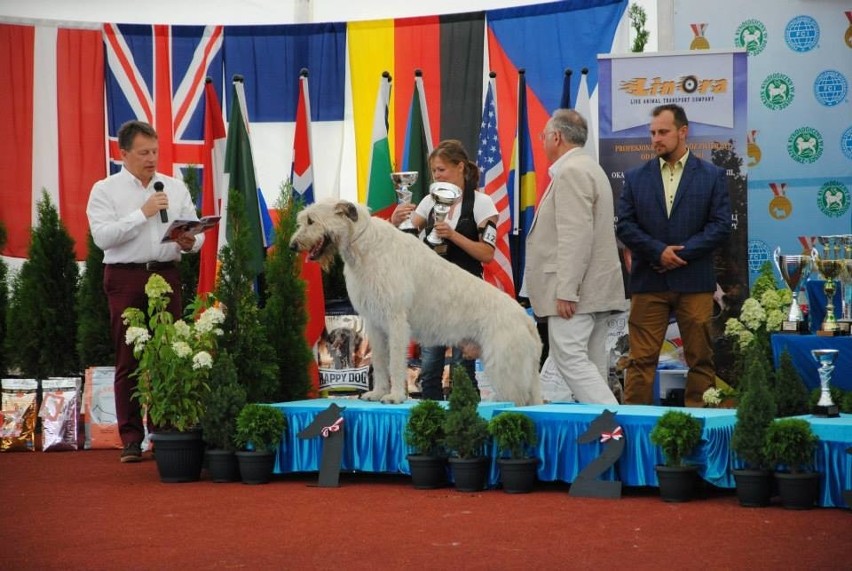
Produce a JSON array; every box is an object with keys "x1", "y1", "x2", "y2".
[{"x1": 560, "y1": 68, "x2": 573, "y2": 110}]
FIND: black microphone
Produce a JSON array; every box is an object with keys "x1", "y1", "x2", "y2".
[{"x1": 154, "y1": 181, "x2": 168, "y2": 223}]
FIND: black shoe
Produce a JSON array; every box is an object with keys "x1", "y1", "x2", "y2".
[{"x1": 121, "y1": 442, "x2": 143, "y2": 463}]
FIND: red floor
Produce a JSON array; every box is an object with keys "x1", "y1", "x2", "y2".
[{"x1": 1, "y1": 448, "x2": 850, "y2": 570}]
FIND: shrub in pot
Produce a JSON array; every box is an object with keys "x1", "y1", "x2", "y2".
[
  {"x1": 234, "y1": 403, "x2": 287, "y2": 484},
  {"x1": 649, "y1": 410, "x2": 702, "y2": 502},
  {"x1": 764, "y1": 418, "x2": 820, "y2": 509},
  {"x1": 730, "y1": 344, "x2": 777, "y2": 507},
  {"x1": 200, "y1": 352, "x2": 246, "y2": 482},
  {"x1": 488, "y1": 411, "x2": 538, "y2": 493},
  {"x1": 404, "y1": 399, "x2": 448, "y2": 489},
  {"x1": 443, "y1": 365, "x2": 490, "y2": 492}
]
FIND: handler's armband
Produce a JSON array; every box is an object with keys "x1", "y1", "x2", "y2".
[{"x1": 480, "y1": 220, "x2": 497, "y2": 248}]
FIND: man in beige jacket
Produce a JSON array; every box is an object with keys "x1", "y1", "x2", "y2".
[{"x1": 524, "y1": 109, "x2": 628, "y2": 404}]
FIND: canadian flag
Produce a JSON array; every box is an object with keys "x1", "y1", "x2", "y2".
[{"x1": 1, "y1": 23, "x2": 106, "y2": 261}]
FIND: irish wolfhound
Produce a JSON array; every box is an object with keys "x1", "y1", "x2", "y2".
[{"x1": 290, "y1": 199, "x2": 542, "y2": 405}]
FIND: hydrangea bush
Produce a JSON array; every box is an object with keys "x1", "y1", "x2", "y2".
[{"x1": 122, "y1": 274, "x2": 225, "y2": 432}]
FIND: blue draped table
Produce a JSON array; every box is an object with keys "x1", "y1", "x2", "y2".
[
  {"x1": 491, "y1": 404, "x2": 736, "y2": 489},
  {"x1": 771, "y1": 334, "x2": 852, "y2": 391},
  {"x1": 801, "y1": 414, "x2": 851, "y2": 509},
  {"x1": 270, "y1": 398, "x2": 512, "y2": 475}
]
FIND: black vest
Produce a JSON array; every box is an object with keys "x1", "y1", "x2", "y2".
[{"x1": 426, "y1": 189, "x2": 482, "y2": 278}]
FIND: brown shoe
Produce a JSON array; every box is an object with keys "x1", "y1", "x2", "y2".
[{"x1": 120, "y1": 442, "x2": 143, "y2": 463}]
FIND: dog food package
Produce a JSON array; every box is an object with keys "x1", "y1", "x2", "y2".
[
  {"x1": 1, "y1": 378, "x2": 39, "y2": 452},
  {"x1": 83, "y1": 367, "x2": 122, "y2": 450},
  {"x1": 317, "y1": 313, "x2": 372, "y2": 396},
  {"x1": 39, "y1": 378, "x2": 81, "y2": 452}
]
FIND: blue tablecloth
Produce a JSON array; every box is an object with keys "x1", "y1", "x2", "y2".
[
  {"x1": 771, "y1": 334, "x2": 852, "y2": 391},
  {"x1": 270, "y1": 398, "x2": 512, "y2": 475},
  {"x1": 492, "y1": 404, "x2": 737, "y2": 489},
  {"x1": 800, "y1": 414, "x2": 852, "y2": 508}
]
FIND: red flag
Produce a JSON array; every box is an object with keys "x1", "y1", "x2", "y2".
[
  {"x1": 197, "y1": 78, "x2": 226, "y2": 296},
  {"x1": 291, "y1": 69, "x2": 326, "y2": 396}
]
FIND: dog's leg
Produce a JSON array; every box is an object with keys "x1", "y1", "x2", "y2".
[
  {"x1": 360, "y1": 322, "x2": 390, "y2": 402},
  {"x1": 380, "y1": 313, "x2": 410, "y2": 404}
]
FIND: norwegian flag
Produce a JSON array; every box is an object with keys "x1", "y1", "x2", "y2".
[
  {"x1": 290, "y1": 69, "x2": 315, "y2": 204},
  {"x1": 197, "y1": 77, "x2": 227, "y2": 296},
  {"x1": 477, "y1": 76, "x2": 516, "y2": 298},
  {"x1": 103, "y1": 24, "x2": 224, "y2": 177}
]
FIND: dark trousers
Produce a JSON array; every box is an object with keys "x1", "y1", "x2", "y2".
[
  {"x1": 104, "y1": 265, "x2": 182, "y2": 445},
  {"x1": 624, "y1": 291, "x2": 715, "y2": 407}
]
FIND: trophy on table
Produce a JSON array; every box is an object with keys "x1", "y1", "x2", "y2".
[
  {"x1": 773, "y1": 246, "x2": 810, "y2": 333},
  {"x1": 839, "y1": 235, "x2": 852, "y2": 333},
  {"x1": 426, "y1": 181, "x2": 462, "y2": 255},
  {"x1": 812, "y1": 243, "x2": 844, "y2": 336},
  {"x1": 810, "y1": 349, "x2": 840, "y2": 417},
  {"x1": 390, "y1": 171, "x2": 419, "y2": 233}
]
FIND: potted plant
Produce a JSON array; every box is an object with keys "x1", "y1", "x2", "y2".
[
  {"x1": 764, "y1": 418, "x2": 820, "y2": 509},
  {"x1": 234, "y1": 403, "x2": 288, "y2": 484},
  {"x1": 122, "y1": 274, "x2": 225, "y2": 483},
  {"x1": 649, "y1": 410, "x2": 702, "y2": 502},
  {"x1": 404, "y1": 399, "x2": 448, "y2": 489},
  {"x1": 443, "y1": 365, "x2": 490, "y2": 492},
  {"x1": 730, "y1": 343, "x2": 777, "y2": 507},
  {"x1": 488, "y1": 411, "x2": 538, "y2": 494},
  {"x1": 200, "y1": 351, "x2": 246, "y2": 482}
]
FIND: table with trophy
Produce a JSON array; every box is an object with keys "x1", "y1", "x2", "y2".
[{"x1": 771, "y1": 235, "x2": 852, "y2": 399}]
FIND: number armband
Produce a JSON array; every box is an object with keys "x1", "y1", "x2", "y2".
[{"x1": 480, "y1": 220, "x2": 498, "y2": 248}]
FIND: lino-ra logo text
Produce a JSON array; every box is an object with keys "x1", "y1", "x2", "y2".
[{"x1": 619, "y1": 76, "x2": 727, "y2": 97}]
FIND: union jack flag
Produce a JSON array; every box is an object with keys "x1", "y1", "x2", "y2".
[
  {"x1": 103, "y1": 24, "x2": 224, "y2": 177},
  {"x1": 477, "y1": 77, "x2": 516, "y2": 298}
]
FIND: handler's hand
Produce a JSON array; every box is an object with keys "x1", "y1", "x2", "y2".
[
  {"x1": 174, "y1": 232, "x2": 195, "y2": 252},
  {"x1": 556, "y1": 299, "x2": 576, "y2": 320},
  {"x1": 391, "y1": 203, "x2": 416, "y2": 227},
  {"x1": 141, "y1": 192, "x2": 168, "y2": 218},
  {"x1": 658, "y1": 245, "x2": 687, "y2": 272}
]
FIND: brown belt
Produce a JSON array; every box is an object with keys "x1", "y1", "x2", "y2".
[{"x1": 106, "y1": 261, "x2": 178, "y2": 271}]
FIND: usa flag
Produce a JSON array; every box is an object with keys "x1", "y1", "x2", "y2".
[
  {"x1": 103, "y1": 24, "x2": 224, "y2": 177},
  {"x1": 477, "y1": 77, "x2": 515, "y2": 298}
]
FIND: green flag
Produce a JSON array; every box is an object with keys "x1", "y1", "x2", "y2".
[
  {"x1": 366, "y1": 73, "x2": 396, "y2": 219},
  {"x1": 223, "y1": 77, "x2": 266, "y2": 279},
  {"x1": 402, "y1": 72, "x2": 433, "y2": 205}
]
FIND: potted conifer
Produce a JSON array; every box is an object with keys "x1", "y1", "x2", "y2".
[
  {"x1": 200, "y1": 351, "x2": 246, "y2": 482},
  {"x1": 731, "y1": 343, "x2": 777, "y2": 507},
  {"x1": 649, "y1": 410, "x2": 702, "y2": 502},
  {"x1": 404, "y1": 399, "x2": 449, "y2": 489},
  {"x1": 443, "y1": 365, "x2": 490, "y2": 492},
  {"x1": 234, "y1": 403, "x2": 287, "y2": 485},
  {"x1": 488, "y1": 411, "x2": 538, "y2": 494},
  {"x1": 764, "y1": 418, "x2": 820, "y2": 509}
]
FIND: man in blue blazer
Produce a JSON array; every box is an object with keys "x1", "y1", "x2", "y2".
[{"x1": 616, "y1": 104, "x2": 731, "y2": 407}]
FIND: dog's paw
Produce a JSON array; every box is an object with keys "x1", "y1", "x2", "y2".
[
  {"x1": 380, "y1": 391, "x2": 406, "y2": 405},
  {"x1": 359, "y1": 390, "x2": 386, "y2": 402}
]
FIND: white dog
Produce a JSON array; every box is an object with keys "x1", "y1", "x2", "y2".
[{"x1": 290, "y1": 199, "x2": 542, "y2": 405}]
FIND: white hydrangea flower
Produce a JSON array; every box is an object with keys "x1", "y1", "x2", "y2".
[
  {"x1": 172, "y1": 341, "x2": 192, "y2": 358},
  {"x1": 125, "y1": 326, "x2": 150, "y2": 347},
  {"x1": 144, "y1": 274, "x2": 173, "y2": 298},
  {"x1": 192, "y1": 351, "x2": 213, "y2": 370},
  {"x1": 173, "y1": 320, "x2": 191, "y2": 338},
  {"x1": 739, "y1": 298, "x2": 766, "y2": 331},
  {"x1": 765, "y1": 309, "x2": 784, "y2": 332},
  {"x1": 703, "y1": 387, "x2": 722, "y2": 406}
]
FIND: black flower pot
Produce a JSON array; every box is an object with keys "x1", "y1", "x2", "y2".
[
  {"x1": 150, "y1": 430, "x2": 205, "y2": 483},
  {"x1": 449, "y1": 457, "x2": 490, "y2": 492},
  {"x1": 407, "y1": 455, "x2": 448, "y2": 489},
  {"x1": 655, "y1": 465, "x2": 698, "y2": 502},
  {"x1": 732, "y1": 468, "x2": 773, "y2": 507},
  {"x1": 236, "y1": 450, "x2": 276, "y2": 485},
  {"x1": 206, "y1": 449, "x2": 240, "y2": 483},
  {"x1": 775, "y1": 471, "x2": 820, "y2": 510},
  {"x1": 496, "y1": 458, "x2": 538, "y2": 494}
]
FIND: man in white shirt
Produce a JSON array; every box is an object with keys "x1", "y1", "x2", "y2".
[{"x1": 87, "y1": 120, "x2": 202, "y2": 463}]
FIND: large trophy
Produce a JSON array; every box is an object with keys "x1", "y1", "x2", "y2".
[
  {"x1": 426, "y1": 181, "x2": 462, "y2": 255},
  {"x1": 773, "y1": 246, "x2": 809, "y2": 333},
  {"x1": 813, "y1": 240, "x2": 844, "y2": 336},
  {"x1": 390, "y1": 171, "x2": 419, "y2": 232},
  {"x1": 810, "y1": 349, "x2": 840, "y2": 417},
  {"x1": 839, "y1": 235, "x2": 852, "y2": 333}
]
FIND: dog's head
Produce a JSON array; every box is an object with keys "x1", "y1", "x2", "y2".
[{"x1": 289, "y1": 199, "x2": 362, "y2": 270}]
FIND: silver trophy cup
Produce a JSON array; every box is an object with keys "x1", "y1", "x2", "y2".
[
  {"x1": 426, "y1": 181, "x2": 462, "y2": 253},
  {"x1": 390, "y1": 171, "x2": 419, "y2": 231},
  {"x1": 810, "y1": 349, "x2": 840, "y2": 417},
  {"x1": 773, "y1": 246, "x2": 809, "y2": 333}
]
